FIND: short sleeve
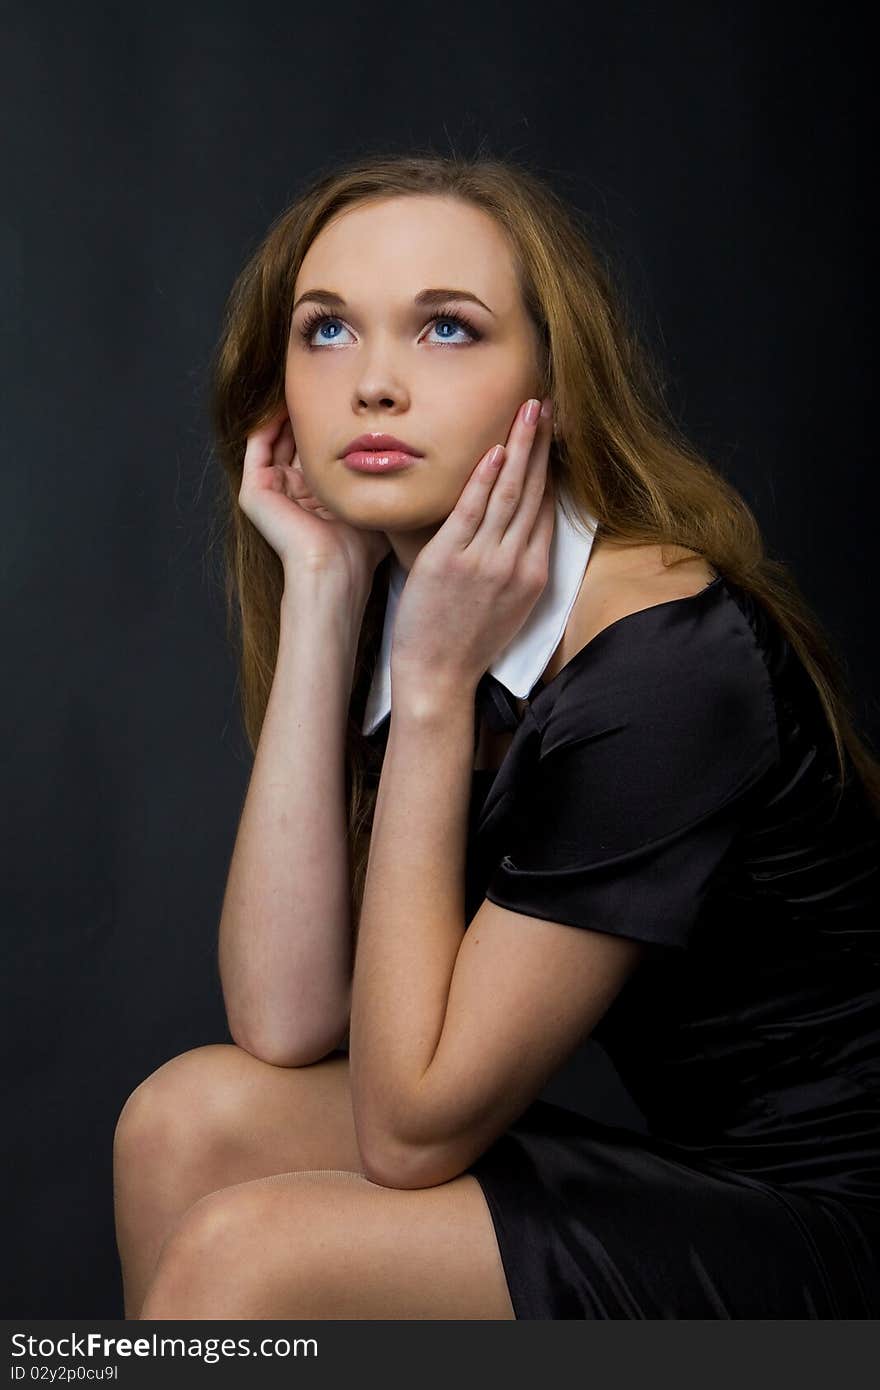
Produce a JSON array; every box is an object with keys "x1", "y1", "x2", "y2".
[{"x1": 484, "y1": 588, "x2": 781, "y2": 952}]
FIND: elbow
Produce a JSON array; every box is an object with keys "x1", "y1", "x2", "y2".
[
  {"x1": 360, "y1": 1145, "x2": 426, "y2": 1190},
  {"x1": 228, "y1": 1011, "x2": 350, "y2": 1070},
  {"x1": 359, "y1": 1134, "x2": 464, "y2": 1190},
  {"x1": 354, "y1": 1079, "x2": 472, "y2": 1189}
]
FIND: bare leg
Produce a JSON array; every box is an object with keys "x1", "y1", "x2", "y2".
[
  {"x1": 137, "y1": 1168, "x2": 516, "y2": 1320},
  {"x1": 112, "y1": 1043, "x2": 363, "y2": 1318}
]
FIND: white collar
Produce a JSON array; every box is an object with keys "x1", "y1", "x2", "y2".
[{"x1": 362, "y1": 489, "x2": 599, "y2": 736}]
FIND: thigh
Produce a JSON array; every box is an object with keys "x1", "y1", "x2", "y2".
[
  {"x1": 115, "y1": 1042, "x2": 365, "y2": 1182},
  {"x1": 140, "y1": 1168, "x2": 516, "y2": 1320}
]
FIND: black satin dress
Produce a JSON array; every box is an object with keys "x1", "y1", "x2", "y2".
[{"x1": 446, "y1": 573, "x2": 880, "y2": 1318}]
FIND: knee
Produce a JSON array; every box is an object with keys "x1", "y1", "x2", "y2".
[
  {"x1": 113, "y1": 1043, "x2": 248, "y2": 1176},
  {"x1": 136, "y1": 1186, "x2": 278, "y2": 1319}
]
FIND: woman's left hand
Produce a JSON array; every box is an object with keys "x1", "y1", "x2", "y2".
[{"x1": 390, "y1": 396, "x2": 556, "y2": 707}]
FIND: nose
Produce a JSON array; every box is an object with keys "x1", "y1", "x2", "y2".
[
  {"x1": 354, "y1": 385, "x2": 411, "y2": 423},
  {"x1": 352, "y1": 335, "x2": 412, "y2": 416}
]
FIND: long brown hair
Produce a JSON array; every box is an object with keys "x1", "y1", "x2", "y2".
[{"x1": 206, "y1": 149, "x2": 880, "y2": 930}]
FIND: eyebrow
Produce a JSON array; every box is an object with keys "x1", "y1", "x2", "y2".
[{"x1": 291, "y1": 287, "x2": 495, "y2": 316}]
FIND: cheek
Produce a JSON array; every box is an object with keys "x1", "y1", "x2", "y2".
[{"x1": 474, "y1": 374, "x2": 534, "y2": 433}]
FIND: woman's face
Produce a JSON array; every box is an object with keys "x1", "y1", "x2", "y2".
[{"x1": 285, "y1": 194, "x2": 544, "y2": 570}]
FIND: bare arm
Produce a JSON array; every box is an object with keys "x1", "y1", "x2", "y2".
[
  {"x1": 217, "y1": 571, "x2": 370, "y2": 1068},
  {"x1": 349, "y1": 687, "x2": 645, "y2": 1191},
  {"x1": 348, "y1": 693, "x2": 474, "y2": 1176}
]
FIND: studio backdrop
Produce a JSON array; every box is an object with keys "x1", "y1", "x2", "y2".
[{"x1": 1, "y1": 1, "x2": 874, "y2": 1318}]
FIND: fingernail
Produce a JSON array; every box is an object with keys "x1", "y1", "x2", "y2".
[
  {"x1": 540, "y1": 397, "x2": 553, "y2": 420},
  {"x1": 524, "y1": 398, "x2": 541, "y2": 425}
]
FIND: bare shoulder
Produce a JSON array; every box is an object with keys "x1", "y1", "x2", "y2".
[{"x1": 542, "y1": 539, "x2": 717, "y2": 685}]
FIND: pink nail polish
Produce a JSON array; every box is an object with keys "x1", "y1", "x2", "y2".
[{"x1": 524, "y1": 399, "x2": 540, "y2": 425}]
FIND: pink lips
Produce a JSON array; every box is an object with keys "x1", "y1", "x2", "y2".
[
  {"x1": 342, "y1": 433, "x2": 423, "y2": 473},
  {"x1": 342, "y1": 432, "x2": 424, "y2": 456},
  {"x1": 344, "y1": 451, "x2": 418, "y2": 472}
]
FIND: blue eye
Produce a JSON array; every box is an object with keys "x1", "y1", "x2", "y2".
[
  {"x1": 305, "y1": 317, "x2": 349, "y2": 345},
  {"x1": 297, "y1": 306, "x2": 482, "y2": 348},
  {"x1": 428, "y1": 316, "x2": 474, "y2": 342}
]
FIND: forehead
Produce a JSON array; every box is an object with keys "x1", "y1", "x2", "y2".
[{"x1": 294, "y1": 195, "x2": 521, "y2": 312}]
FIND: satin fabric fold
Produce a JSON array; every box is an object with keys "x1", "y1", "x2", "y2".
[
  {"x1": 366, "y1": 572, "x2": 880, "y2": 1316},
  {"x1": 460, "y1": 575, "x2": 880, "y2": 1316}
]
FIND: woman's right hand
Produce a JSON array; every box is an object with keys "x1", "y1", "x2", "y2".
[{"x1": 238, "y1": 404, "x2": 391, "y2": 588}]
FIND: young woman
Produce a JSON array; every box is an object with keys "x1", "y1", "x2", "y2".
[{"x1": 113, "y1": 152, "x2": 880, "y2": 1320}]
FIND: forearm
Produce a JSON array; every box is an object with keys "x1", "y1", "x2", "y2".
[
  {"x1": 218, "y1": 575, "x2": 370, "y2": 1067},
  {"x1": 348, "y1": 683, "x2": 475, "y2": 1173}
]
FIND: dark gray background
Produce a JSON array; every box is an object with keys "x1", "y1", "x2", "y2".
[{"x1": 2, "y1": 1, "x2": 874, "y2": 1317}]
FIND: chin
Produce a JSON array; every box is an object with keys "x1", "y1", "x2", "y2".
[{"x1": 329, "y1": 490, "x2": 448, "y2": 532}]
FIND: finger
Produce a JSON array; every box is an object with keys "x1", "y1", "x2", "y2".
[
  {"x1": 289, "y1": 480, "x2": 331, "y2": 516},
  {"x1": 502, "y1": 405, "x2": 552, "y2": 549},
  {"x1": 284, "y1": 455, "x2": 335, "y2": 517},
  {"x1": 274, "y1": 418, "x2": 296, "y2": 469},
  {"x1": 286, "y1": 460, "x2": 326, "y2": 510},
  {"x1": 475, "y1": 398, "x2": 538, "y2": 542},
  {"x1": 433, "y1": 442, "x2": 508, "y2": 551},
  {"x1": 242, "y1": 403, "x2": 288, "y2": 479},
  {"x1": 298, "y1": 497, "x2": 335, "y2": 517},
  {"x1": 478, "y1": 398, "x2": 552, "y2": 548},
  {"x1": 286, "y1": 462, "x2": 313, "y2": 498}
]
